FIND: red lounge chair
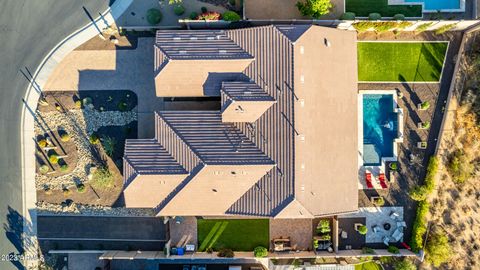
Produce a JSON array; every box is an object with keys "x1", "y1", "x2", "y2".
[
  {"x1": 379, "y1": 173, "x2": 388, "y2": 189},
  {"x1": 365, "y1": 171, "x2": 373, "y2": 189}
]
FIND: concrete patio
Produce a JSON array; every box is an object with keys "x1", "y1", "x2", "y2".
[{"x1": 168, "y1": 216, "x2": 198, "y2": 248}]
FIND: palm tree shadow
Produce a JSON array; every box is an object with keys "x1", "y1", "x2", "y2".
[{"x1": 3, "y1": 206, "x2": 36, "y2": 270}]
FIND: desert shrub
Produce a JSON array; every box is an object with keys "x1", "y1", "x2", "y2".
[
  {"x1": 415, "y1": 22, "x2": 433, "y2": 33},
  {"x1": 316, "y1": 219, "x2": 331, "y2": 234},
  {"x1": 102, "y1": 136, "x2": 117, "y2": 157},
  {"x1": 38, "y1": 139, "x2": 47, "y2": 148},
  {"x1": 253, "y1": 246, "x2": 268, "y2": 257},
  {"x1": 296, "y1": 0, "x2": 333, "y2": 19},
  {"x1": 389, "y1": 162, "x2": 398, "y2": 170},
  {"x1": 217, "y1": 248, "x2": 234, "y2": 257},
  {"x1": 352, "y1": 22, "x2": 374, "y2": 32},
  {"x1": 201, "y1": 6, "x2": 208, "y2": 13},
  {"x1": 394, "y1": 259, "x2": 416, "y2": 270},
  {"x1": 89, "y1": 133, "x2": 100, "y2": 145},
  {"x1": 411, "y1": 200, "x2": 429, "y2": 252},
  {"x1": 82, "y1": 97, "x2": 93, "y2": 106},
  {"x1": 49, "y1": 154, "x2": 59, "y2": 165},
  {"x1": 222, "y1": 11, "x2": 241, "y2": 22},
  {"x1": 358, "y1": 225, "x2": 368, "y2": 235},
  {"x1": 91, "y1": 167, "x2": 114, "y2": 189},
  {"x1": 409, "y1": 156, "x2": 438, "y2": 201},
  {"x1": 426, "y1": 229, "x2": 451, "y2": 267},
  {"x1": 435, "y1": 23, "x2": 456, "y2": 35},
  {"x1": 189, "y1": 12, "x2": 198, "y2": 20},
  {"x1": 173, "y1": 5, "x2": 185, "y2": 16},
  {"x1": 362, "y1": 247, "x2": 375, "y2": 254},
  {"x1": 396, "y1": 21, "x2": 412, "y2": 29},
  {"x1": 76, "y1": 183, "x2": 86, "y2": 193},
  {"x1": 146, "y1": 8, "x2": 162, "y2": 25},
  {"x1": 39, "y1": 165, "x2": 49, "y2": 174},
  {"x1": 197, "y1": 11, "x2": 221, "y2": 20},
  {"x1": 447, "y1": 149, "x2": 473, "y2": 184},
  {"x1": 60, "y1": 132, "x2": 70, "y2": 142},
  {"x1": 420, "y1": 101, "x2": 431, "y2": 110},
  {"x1": 372, "y1": 196, "x2": 385, "y2": 206},
  {"x1": 62, "y1": 188, "x2": 71, "y2": 196},
  {"x1": 340, "y1": 12, "x2": 355, "y2": 20},
  {"x1": 368, "y1": 13, "x2": 381, "y2": 20},
  {"x1": 421, "y1": 121, "x2": 431, "y2": 129},
  {"x1": 374, "y1": 21, "x2": 399, "y2": 32},
  {"x1": 393, "y1": 14, "x2": 405, "y2": 20},
  {"x1": 387, "y1": 245, "x2": 400, "y2": 254},
  {"x1": 59, "y1": 163, "x2": 68, "y2": 172},
  {"x1": 75, "y1": 100, "x2": 82, "y2": 108}
]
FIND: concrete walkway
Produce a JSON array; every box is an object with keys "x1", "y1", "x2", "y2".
[{"x1": 44, "y1": 37, "x2": 163, "y2": 138}]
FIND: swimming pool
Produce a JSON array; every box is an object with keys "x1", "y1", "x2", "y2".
[
  {"x1": 363, "y1": 94, "x2": 398, "y2": 166},
  {"x1": 404, "y1": 0, "x2": 460, "y2": 11}
]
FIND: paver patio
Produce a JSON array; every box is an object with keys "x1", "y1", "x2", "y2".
[
  {"x1": 270, "y1": 218, "x2": 312, "y2": 251},
  {"x1": 169, "y1": 216, "x2": 198, "y2": 248}
]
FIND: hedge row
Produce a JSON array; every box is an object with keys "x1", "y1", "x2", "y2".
[
  {"x1": 411, "y1": 200, "x2": 430, "y2": 252},
  {"x1": 409, "y1": 156, "x2": 438, "y2": 201}
]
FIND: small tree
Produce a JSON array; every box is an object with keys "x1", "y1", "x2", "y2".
[
  {"x1": 296, "y1": 0, "x2": 333, "y2": 19},
  {"x1": 426, "y1": 229, "x2": 451, "y2": 267}
]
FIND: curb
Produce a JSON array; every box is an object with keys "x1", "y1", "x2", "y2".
[{"x1": 20, "y1": 0, "x2": 133, "y2": 268}]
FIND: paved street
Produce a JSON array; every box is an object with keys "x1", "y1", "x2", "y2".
[
  {"x1": 0, "y1": 1, "x2": 110, "y2": 269},
  {"x1": 37, "y1": 215, "x2": 167, "y2": 251}
]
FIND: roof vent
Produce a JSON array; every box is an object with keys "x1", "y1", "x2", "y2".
[
  {"x1": 219, "y1": 50, "x2": 227, "y2": 54},
  {"x1": 324, "y1": 38, "x2": 331, "y2": 47},
  {"x1": 300, "y1": 46, "x2": 305, "y2": 54}
]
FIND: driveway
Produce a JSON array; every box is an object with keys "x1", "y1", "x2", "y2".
[
  {"x1": 37, "y1": 215, "x2": 167, "y2": 251},
  {"x1": 0, "y1": 1, "x2": 110, "y2": 269}
]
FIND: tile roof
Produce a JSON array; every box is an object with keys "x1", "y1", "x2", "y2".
[
  {"x1": 221, "y1": 81, "x2": 275, "y2": 102},
  {"x1": 157, "y1": 111, "x2": 275, "y2": 165},
  {"x1": 155, "y1": 30, "x2": 254, "y2": 60}
]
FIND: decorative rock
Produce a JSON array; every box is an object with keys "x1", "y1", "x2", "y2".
[{"x1": 36, "y1": 201, "x2": 154, "y2": 217}]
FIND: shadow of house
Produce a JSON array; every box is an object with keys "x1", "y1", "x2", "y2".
[{"x1": 3, "y1": 206, "x2": 36, "y2": 270}]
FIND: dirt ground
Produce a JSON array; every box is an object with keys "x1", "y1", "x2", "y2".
[{"x1": 74, "y1": 26, "x2": 139, "y2": 51}]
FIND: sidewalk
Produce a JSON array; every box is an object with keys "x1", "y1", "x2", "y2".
[{"x1": 21, "y1": 1, "x2": 133, "y2": 268}]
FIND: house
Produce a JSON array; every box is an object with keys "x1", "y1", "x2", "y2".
[{"x1": 123, "y1": 25, "x2": 359, "y2": 218}]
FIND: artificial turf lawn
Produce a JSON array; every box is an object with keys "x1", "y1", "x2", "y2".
[
  {"x1": 197, "y1": 219, "x2": 269, "y2": 251},
  {"x1": 346, "y1": 0, "x2": 422, "y2": 17},
  {"x1": 354, "y1": 262, "x2": 382, "y2": 270},
  {"x1": 358, "y1": 42, "x2": 448, "y2": 82}
]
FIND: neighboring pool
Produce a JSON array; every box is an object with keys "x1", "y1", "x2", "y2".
[
  {"x1": 405, "y1": 0, "x2": 460, "y2": 11},
  {"x1": 363, "y1": 94, "x2": 398, "y2": 166}
]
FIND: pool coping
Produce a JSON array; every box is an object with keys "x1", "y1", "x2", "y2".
[
  {"x1": 357, "y1": 40, "x2": 450, "y2": 84},
  {"x1": 358, "y1": 90, "x2": 404, "y2": 184}
]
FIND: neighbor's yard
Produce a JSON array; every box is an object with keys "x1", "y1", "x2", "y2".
[
  {"x1": 197, "y1": 219, "x2": 269, "y2": 251},
  {"x1": 358, "y1": 42, "x2": 448, "y2": 82},
  {"x1": 345, "y1": 0, "x2": 422, "y2": 17}
]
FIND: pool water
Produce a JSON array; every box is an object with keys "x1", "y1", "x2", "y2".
[
  {"x1": 363, "y1": 94, "x2": 398, "y2": 166},
  {"x1": 405, "y1": 0, "x2": 460, "y2": 11}
]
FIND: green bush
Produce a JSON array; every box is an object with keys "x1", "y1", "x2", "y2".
[
  {"x1": 409, "y1": 156, "x2": 438, "y2": 201},
  {"x1": 102, "y1": 136, "x2": 117, "y2": 157},
  {"x1": 91, "y1": 167, "x2": 115, "y2": 189},
  {"x1": 49, "y1": 154, "x2": 59, "y2": 165},
  {"x1": 372, "y1": 196, "x2": 385, "y2": 206},
  {"x1": 89, "y1": 133, "x2": 100, "y2": 145},
  {"x1": 415, "y1": 22, "x2": 433, "y2": 34},
  {"x1": 420, "y1": 101, "x2": 431, "y2": 110},
  {"x1": 217, "y1": 248, "x2": 234, "y2": 257},
  {"x1": 421, "y1": 121, "x2": 431, "y2": 129},
  {"x1": 60, "y1": 132, "x2": 70, "y2": 142},
  {"x1": 296, "y1": 0, "x2": 333, "y2": 19},
  {"x1": 39, "y1": 165, "x2": 49, "y2": 174},
  {"x1": 352, "y1": 22, "x2": 374, "y2": 32},
  {"x1": 173, "y1": 5, "x2": 185, "y2": 16},
  {"x1": 76, "y1": 183, "x2": 86, "y2": 193},
  {"x1": 75, "y1": 100, "x2": 82, "y2": 108},
  {"x1": 426, "y1": 229, "x2": 451, "y2": 267},
  {"x1": 394, "y1": 259, "x2": 416, "y2": 270},
  {"x1": 393, "y1": 14, "x2": 405, "y2": 20},
  {"x1": 389, "y1": 162, "x2": 398, "y2": 170},
  {"x1": 189, "y1": 12, "x2": 198, "y2": 20},
  {"x1": 411, "y1": 200, "x2": 430, "y2": 252},
  {"x1": 222, "y1": 11, "x2": 241, "y2": 22},
  {"x1": 253, "y1": 246, "x2": 268, "y2": 257},
  {"x1": 387, "y1": 245, "x2": 400, "y2": 254},
  {"x1": 368, "y1": 13, "x2": 381, "y2": 20},
  {"x1": 340, "y1": 12, "x2": 355, "y2": 20},
  {"x1": 447, "y1": 150, "x2": 473, "y2": 184},
  {"x1": 38, "y1": 139, "x2": 47, "y2": 148},
  {"x1": 146, "y1": 8, "x2": 163, "y2": 25},
  {"x1": 60, "y1": 163, "x2": 68, "y2": 172},
  {"x1": 201, "y1": 6, "x2": 208, "y2": 13},
  {"x1": 435, "y1": 23, "x2": 456, "y2": 35},
  {"x1": 358, "y1": 225, "x2": 368, "y2": 235},
  {"x1": 316, "y1": 219, "x2": 331, "y2": 234}
]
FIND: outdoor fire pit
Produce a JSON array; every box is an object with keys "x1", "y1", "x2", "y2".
[{"x1": 383, "y1": 223, "x2": 392, "y2": 231}]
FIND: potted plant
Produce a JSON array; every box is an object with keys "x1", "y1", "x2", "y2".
[
  {"x1": 371, "y1": 196, "x2": 385, "y2": 206},
  {"x1": 355, "y1": 224, "x2": 368, "y2": 235},
  {"x1": 417, "y1": 141, "x2": 427, "y2": 149},
  {"x1": 418, "y1": 121, "x2": 431, "y2": 129},
  {"x1": 389, "y1": 162, "x2": 398, "y2": 171},
  {"x1": 418, "y1": 101, "x2": 430, "y2": 110}
]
